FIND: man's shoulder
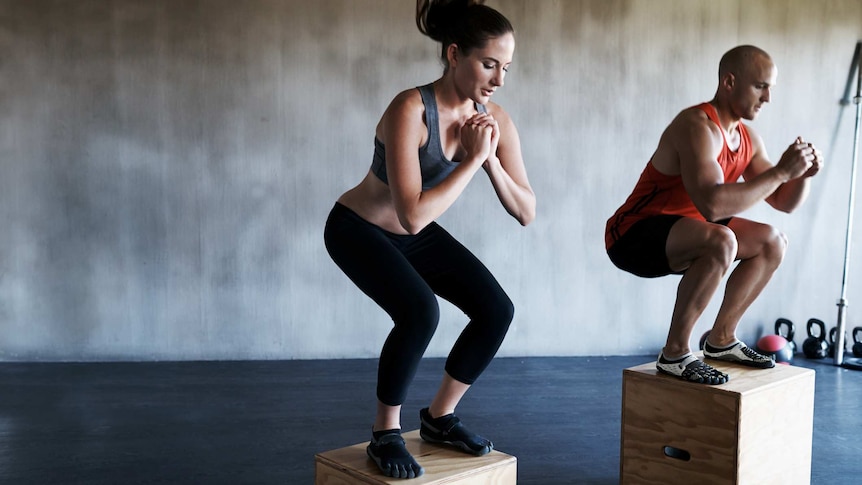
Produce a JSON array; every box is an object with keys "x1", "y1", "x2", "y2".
[
  {"x1": 675, "y1": 104, "x2": 712, "y2": 124},
  {"x1": 666, "y1": 105, "x2": 721, "y2": 140}
]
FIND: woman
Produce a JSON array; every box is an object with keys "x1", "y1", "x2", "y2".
[{"x1": 324, "y1": 0, "x2": 534, "y2": 479}]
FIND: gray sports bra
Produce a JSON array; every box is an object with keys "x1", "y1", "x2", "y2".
[{"x1": 369, "y1": 83, "x2": 488, "y2": 190}]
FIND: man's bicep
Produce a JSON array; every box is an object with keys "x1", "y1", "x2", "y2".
[{"x1": 676, "y1": 120, "x2": 725, "y2": 197}]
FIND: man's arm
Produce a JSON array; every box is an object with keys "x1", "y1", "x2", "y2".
[
  {"x1": 744, "y1": 132, "x2": 823, "y2": 213},
  {"x1": 673, "y1": 113, "x2": 794, "y2": 221}
]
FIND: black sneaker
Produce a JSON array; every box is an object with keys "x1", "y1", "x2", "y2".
[
  {"x1": 419, "y1": 408, "x2": 493, "y2": 456},
  {"x1": 366, "y1": 431, "x2": 424, "y2": 479}
]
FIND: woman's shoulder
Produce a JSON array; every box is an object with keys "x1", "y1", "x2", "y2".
[
  {"x1": 487, "y1": 98, "x2": 508, "y2": 111},
  {"x1": 379, "y1": 87, "x2": 426, "y2": 124},
  {"x1": 483, "y1": 100, "x2": 513, "y2": 124},
  {"x1": 388, "y1": 87, "x2": 424, "y2": 110},
  {"x1": 376, "y1": 87, "x2": 428, "y2": 140}
]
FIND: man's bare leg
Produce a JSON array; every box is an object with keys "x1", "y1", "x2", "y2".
[
  {"x1": 662, "y1": 219, "x2": 738, "y2": 358},
  {"x1": 693, "y1": 218, "x2": 784, "y2": 368},
  {"x1": 708, "y1": 218, "x2": 787, "y2": 346},
  {"x1": 653, "y1": 219, "x2": 737, "y2": 384}
]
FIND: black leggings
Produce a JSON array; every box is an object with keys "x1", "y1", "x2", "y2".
[{"x1": 324, "y1": 203, "x2": 514, "y2": 406}]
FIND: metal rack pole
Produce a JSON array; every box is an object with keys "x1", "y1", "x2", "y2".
[{"x1": 835, "y1": 41, "x2": 862, "y2": 368}]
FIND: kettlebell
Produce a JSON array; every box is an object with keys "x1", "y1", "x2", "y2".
[
  {"x1": 852, "y1": 327, "x2": 862, "y2": 358},
  {"x1": 828, "y1": 327, "x2": 847, "y2": 358},
  {"x1": 802, "y1": 318, "x2": 829, "y2": 359},
  {"x1": 774, "y1": 318, "x2": 797, "y2": 354}
]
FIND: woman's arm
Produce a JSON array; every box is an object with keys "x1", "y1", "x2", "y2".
[
  {"x1": 482, "y1": 105, "x2": 535, "y2": 225},
  {"x1": 383, "y1": 90, "x2": 492, "y2": 234}
]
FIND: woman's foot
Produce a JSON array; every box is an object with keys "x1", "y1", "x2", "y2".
[
  {"x1": 366, "y1": 429, "x2": 424, "y2": 479},
  {"x1": 419, "y1": 408, "x2": 493, "y2": 456}
]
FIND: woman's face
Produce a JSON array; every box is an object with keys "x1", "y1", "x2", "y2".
[{"x1": 452, "y1": 32, "x2": 514, "y2": 104}]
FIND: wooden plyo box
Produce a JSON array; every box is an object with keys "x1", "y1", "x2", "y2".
[
  {"x1": 620, "y1": 356, "x2": 815, "y2": 485},
  {"x1": 315, "y1": 429, "x2": 517, "y2": 484}
]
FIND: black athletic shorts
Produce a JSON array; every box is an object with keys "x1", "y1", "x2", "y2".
[{"x1": 607, "y1": 215, "x2": 732, "y2": 278}]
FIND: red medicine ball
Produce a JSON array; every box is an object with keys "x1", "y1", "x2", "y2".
[{"x1": 756, "y1": 335, "x2": 793, "y2": 365}]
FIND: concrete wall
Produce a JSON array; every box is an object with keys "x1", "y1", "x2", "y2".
[{"x1": 1, "y1": 0, "x2": 861, "y2": 361}]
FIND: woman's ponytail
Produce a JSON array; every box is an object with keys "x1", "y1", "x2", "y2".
[{"x1": 416, "y1": 0, "x2": 473, "y2": 43}]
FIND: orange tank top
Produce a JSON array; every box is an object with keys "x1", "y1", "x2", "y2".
[{"x1": 604, "y1": 103, "x2": 752, "y2": 250}]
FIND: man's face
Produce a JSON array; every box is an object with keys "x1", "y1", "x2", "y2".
[{"x1": 731, "y1": 55, "x2": 777, "y2": 121}]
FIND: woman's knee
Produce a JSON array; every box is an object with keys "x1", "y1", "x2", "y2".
[
  {"x1": 499, "y1": 296, "x2": 515, "y2": 328},
  {"x1": 394, "y1": 294, "x2": 441, "y2": 340},
  {"x1": 478, "y1": 290, "x2": 515, "y2": 333}
]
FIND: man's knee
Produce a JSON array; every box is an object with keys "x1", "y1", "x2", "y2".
[
  {"x1": 667, "y1": 218, "x2": 737, "y2": 273},
  {"x1": 706, "y1": 225, "x2": 738, "y2": 269},
  {"x1": 763, "y1": 226, "x2": 788, "y2": 264}
]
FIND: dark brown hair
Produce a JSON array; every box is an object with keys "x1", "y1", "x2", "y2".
[{"x1": 416, "y1": 0, "x2": 514, "y2": 70}]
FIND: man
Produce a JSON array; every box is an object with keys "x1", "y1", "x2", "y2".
[{"x1": 605, "y1": 45, "x2": 823, "y2": 384}]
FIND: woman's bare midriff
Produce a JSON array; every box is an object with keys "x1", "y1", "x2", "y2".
[{"x1": 336, "y1": 170, "x2": 410, "y2": 235}]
